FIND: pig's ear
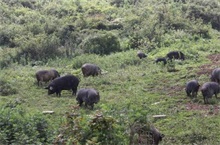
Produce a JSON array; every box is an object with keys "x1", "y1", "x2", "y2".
[{"x1": 44, "y1": 86, "x2": 49, "y2": 89}]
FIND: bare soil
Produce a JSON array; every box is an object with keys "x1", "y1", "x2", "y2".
[
  {"x1": 197, "y1": 53, "x2": 220, "y2": 76},
  {"x1": 185, "y1": 102, "x2": 220, "y2": 115},
  {"x1": 188, "y1": 54, "x2": 220, "y2": 115},
  {"x1": 171, "y1": 54, "x2": 220, "y2": 115}
]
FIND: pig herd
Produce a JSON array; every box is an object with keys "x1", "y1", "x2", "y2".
[
  {"x1": 36, "y1": 63, "x2": 101, "y2": 109},
  {"x1": 33, "y1": 50, "x2": 220, "y2": 144},
  {"x1": 138, "y1": 50, "x2": 185, "y2": 65},
  {"x1": 138, "y1": 50, "x2": 220, "y2": 104},
  {"x1": 35, "y1": 50, "x2": 219, "y2": 110},
  {"x1": 186, "y1": 68, "x2": 220, "y2": 104}
]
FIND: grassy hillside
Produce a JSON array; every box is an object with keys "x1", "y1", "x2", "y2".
[
  {"x1": 1, "y1": 0, "x2": 220, "y2": 66},
  {"x1": 1, "y1": 0, "x2": 220, "y2": 144}
]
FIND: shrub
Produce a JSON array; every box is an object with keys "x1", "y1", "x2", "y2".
[
  {"x1": 110, "y1": 0, "x2": 124, "y2": 7},
  {"x1": 58, "y1": 24, "x2": 75, "y2": 45},
  {"x1": 129, "y1": 121, "x2": 153, "y2": 145},
  {"x1": 71, "y1": 50, "x2": 141, "y2": 71},
  {"x1": 0, "y1": 80, "x2": 17, "y2": 96},
  {"x1": 72, "y1": 54, "x2": 101, "y2": 69},
  {"x1": 43, "y1": 1, "x2": 76, "y2": 18},
  {"x1": 185, "y1": 0, "x2": 220, "y2": 31},
  {"x1": 0, "y1": 102, "x2": 52, "y2": 144},
  {"x1": 14, "y1": 34, "x2": 62, "y2": 64},
  {"x1": 0, "y1": 25, "x2": 21, "y2": 47},
  {"x1": 166, "y1": 60, "x2": 177, "y2": 72},
  {"x1": 86, "y1": 113, "x2": 122, "y2": 145},
  {"x1": 80, "y1": 32, "x2": 121, "y2": 55},
  {"x1": 54, "y1": 107, "x2": 124, "y2": 145}
]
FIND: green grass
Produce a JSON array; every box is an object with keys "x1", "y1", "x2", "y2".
[
  {"x1": 1, "y1": 0, "x2": 220, "y2": 144},
  {"x1": 1, "y1": 40, "x2": 220, "y2": 144}
]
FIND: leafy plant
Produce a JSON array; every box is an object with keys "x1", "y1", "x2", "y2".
[
  {"x1": 14, "y1": 34, "x2": 62, "y2": 64},
  {"x1": 0, "y1": 79, "x2": 17, "y2": 96},
  {"x1": 54, "y1": 107, "x2": 124, "y2": 145},
  {"x1": 80, "y1": 32, "x2": 121, "y2": 55},
  {"x1": 0, "y1": 102, "x2": 53, "y2": 144}
]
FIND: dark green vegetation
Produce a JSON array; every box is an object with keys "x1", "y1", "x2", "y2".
[{"x1": 1, "y1": 0, "x2": 220, "y2": 144}]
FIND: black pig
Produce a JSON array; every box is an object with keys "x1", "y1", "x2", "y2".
[
  {"x1": 81, "y1": 63, "x2": 101, "y2": 77},
  {"x1": 185, "y1": 80, "x2": 200, "y2": 98},
  {"x1": 36, "y1": 69, "x2": 60, "y2": 86},
  {"x1": 76, "y1": 88, "x2": 100, "y2": 109},
  {"x1": 166, "y1": 51, "x2": 185, "y2": 61},
  {"x1": 155, "y1": 57, "x2": 167, "y2": 65},
  {"x1": 201, "y1": 82, "x2": 220, "y2": 104},
  {"x1": 210, "y1": 68, "x2": 220, "y2": 84},
  {"x1": 137, "y1": 51, "x2": 147, "y2": 59},
  {"x1": 45, "y1": 75, "x2": 79, "y2": 96}
]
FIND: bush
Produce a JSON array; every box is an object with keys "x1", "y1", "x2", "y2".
[
  {"x1": 14, "y1": 34, "x2": 62, "y2": 64},
  {"x1": 110, "y1": 0, "x2": 124, "y2": 7},
  {"x1": 86, "y1": 113, "x2": 121, "y2": 145},
  {"x1": 72, "y1": 54, "x2": 101, "y2": 69},
  {"x1": 185, "y1": 0, "x2": 220, "y2": 31},
  {"x1": 0, "y1": 102, "x2": 52, "y2": 144},
  {"x1": 58, "y1": 24, "x2": 76, "y2": 45},
  {"x1": 0, "y1": 80, "x2": 17, "y2": 96},
  {"x1": 80, "y1": 32, "x2": 121, "y2": 55},
  {"x1": 0, "y1": 25, "x2": 21, "y2": 47},
  {"x1": 71, "y1": 50, "x2": 141, "y2": 72},
  {"x1": 54, "y1": 107, "x2": 124, "y2": 145},
  {"x1": 110, "y1": 0, "x2": 140, "y2": 7}
]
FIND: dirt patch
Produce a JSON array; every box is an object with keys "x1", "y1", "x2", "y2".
[
  {"x1": 196, "y1": 65, "x2": 213, "y2": 76},
  {"x1": 168, "y1": 53, "x2": 220, "y2": 95},
  {"x1": 208, "y1": 53, "x2": 220, "y2": 62},
  {"x1": 166, "y1": 85, "x2": 184, "y2": 96},
  {"x1": 185, "y1": 53, "x2": 220, "y2": 114},
  {"x1": 197, "y1": 53, "x2": 220, "y2": 76},
  {"x1": 166, "y1": 54, "x2": 220, "y2": 96},
  {"x1": 186, "y1": 103, "x2": 220, "y2": 115},
  {"x1": 166, "y1": 54, "x2": 220, "y2": 114}
]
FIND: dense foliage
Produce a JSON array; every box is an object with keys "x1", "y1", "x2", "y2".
[
  {"x1": 54, "y1": 107, "x2": 125, "y2": 144},
  {"x1": 0, "y1": 79, "x2": 17, "y2": 96},
  {"x1": 0, "y1": 0, "x2": 220, "y2": 67},
  {"x1": 0, "y1": 101, "x2": 53, "y2": 144},
  {"x1": 1, "y1": 0, "x2": 220, "y2": 144}
]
